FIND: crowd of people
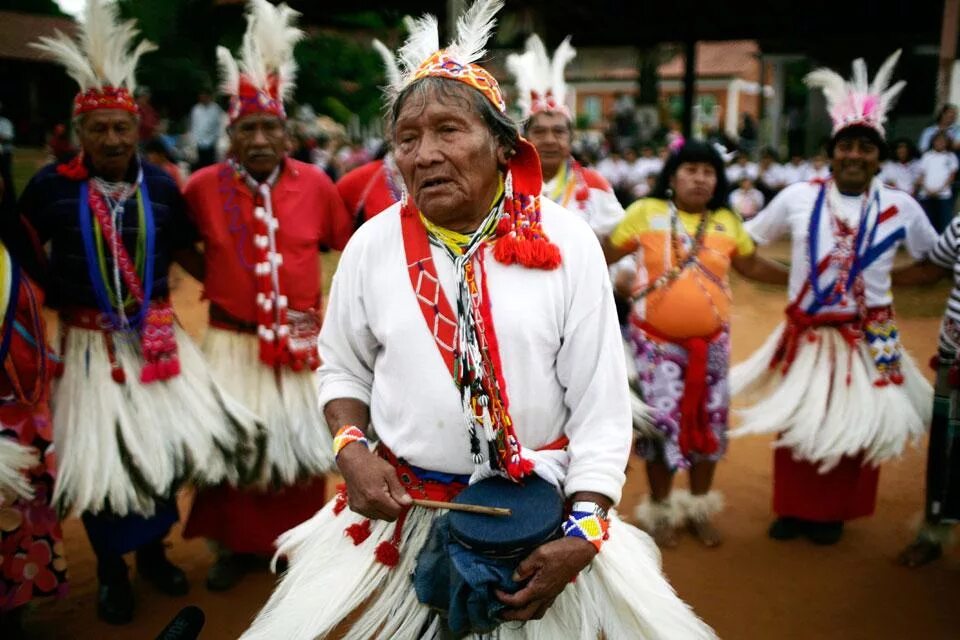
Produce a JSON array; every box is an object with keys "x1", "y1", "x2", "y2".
[{"x1": 0, "y1": 1, "x2": 957, "y2": 638}]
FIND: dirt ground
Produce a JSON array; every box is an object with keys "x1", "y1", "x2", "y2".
[{"x1": 17, "y1": 248, "x2": 960, "y2": 640}]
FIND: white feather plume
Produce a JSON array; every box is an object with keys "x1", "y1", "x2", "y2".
[
  {"x1": 229, "y1": 0, "x2": 304, "y2": 101},
  {"x1": 507, "y1": 33, "x2": 577, "y2": 120},
  {"x1": 29, "y1": 0, "x2": 155, "y2": 93},
  {"x1": 216, "y1": 46, "x2": 241, "y2": 99},
  {"x1": 396, "y1": 14, "x2": 439, "y2": 79},
  {"x1": 550, "y1": 36, "x2": 576, "y2": 106},
  {"x1": 447, "y1": 0, "x2": 504, "y2": 65},
  {"x1": 804, "y1": 50, "x2": 906, "y2": 137},
  {"x1": 372, "y1": 39, "x2": 401, "y2": 91},
  {"x1": 870, "y1": 49, "x2": 903, "y2": 95}
]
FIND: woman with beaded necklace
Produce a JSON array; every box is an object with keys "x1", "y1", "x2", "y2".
[{"x1": 604, "y1": 140, "x2": 786, "y2": 548}]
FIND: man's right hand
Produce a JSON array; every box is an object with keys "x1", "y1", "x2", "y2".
[{"x1": 336, "y1": 443, "x2": 412, "y2": 521}]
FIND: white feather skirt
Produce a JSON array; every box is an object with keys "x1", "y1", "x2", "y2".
[
  {"x1": 0, "y1": 436, "x2": 38, "y2": 503},
  {"x1": 51, "y1": 325, "x2": 264, "y2": 517},
  {"x1": 240, "y1": 502, "x2": 716, "y2": 640},
  {"x1": 202, "y1": 327, "x2": 334, "y2": 486},
  {"x1": 730, "y1": 322, "x2": 932, "y2": 471}
]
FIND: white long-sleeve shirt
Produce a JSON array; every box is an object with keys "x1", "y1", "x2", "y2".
[{"x1": 318, "y1": 198, "x2": 632, "y2": 503}]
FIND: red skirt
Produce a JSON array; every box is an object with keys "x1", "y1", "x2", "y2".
[
  {"x1": 773, "y1": 448, "x2": 880, "y2": 522},
  {"x1": 183, "y1": 477, "x2": 328, "y2": 556}
]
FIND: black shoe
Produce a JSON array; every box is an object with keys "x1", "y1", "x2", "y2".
[
  {"x1": 97, "y1": 576, "x2": 135, "y2": 625},
  {"x1": 206, "y1": 552, "x2": 253, "y2": 592},
  {"x1": 805, "y1": 521, "x2": 844, "y2": 545},
  {"x1": 136, "y1": 544, "x2": 189, "y2": 597},
  {"x1": 768, "y1": 517, "x2": 803, "y2": 540}
]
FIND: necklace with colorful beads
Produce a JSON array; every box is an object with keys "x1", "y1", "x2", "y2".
[{"x1": 631, "y1": 199, "x2": 710, "y2": 302}]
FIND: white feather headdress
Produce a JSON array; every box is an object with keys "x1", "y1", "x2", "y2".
[
  {"x1": 506, "y1": 34, "x2": 576, "y2": 121},
  {"x1": 217, "y1": 0, "x2": 304, "y2": 124},
  {"x1": 804, "y1": 49, "x2": 906, "y2": 138},
  {"x1": 377, "y1": 0, "x2": 505, "y2": 111},
  {"x1": 29, "y1": 0, "x2": 156, "y2": 115}
]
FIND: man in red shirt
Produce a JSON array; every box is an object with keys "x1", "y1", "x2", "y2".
[{"x1": 181, "y1": 0, "x2": 353, "y2": 591}]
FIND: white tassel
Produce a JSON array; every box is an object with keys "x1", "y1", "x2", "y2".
[{"x1": 0, "y1": 438, "x2": 38, "y2": 503}]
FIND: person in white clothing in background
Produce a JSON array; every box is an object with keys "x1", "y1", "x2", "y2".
[{"x1": 917, "y1": 131, "x2": 959, "y2": 233}]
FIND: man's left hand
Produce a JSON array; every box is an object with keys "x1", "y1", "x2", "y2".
[{"x1": 495, "y1": 536, "x2": 597, "y2": 622}]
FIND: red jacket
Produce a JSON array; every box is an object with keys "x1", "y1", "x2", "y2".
[{"x1": 183, "y1": 158, "x2": 352, "y2": 322}]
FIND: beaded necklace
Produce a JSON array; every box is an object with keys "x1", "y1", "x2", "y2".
[
  {"x1": 78, "y1": 173, "x2": 156, "y2": 330},
  {"x1": 631, "y1": 200, "x2": 710, "y2": 302},
  {"x1": 805, "y1": 179, "x2": 880, "y2": 313}
]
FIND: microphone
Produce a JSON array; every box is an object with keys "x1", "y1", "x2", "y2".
[{"x1": 155, "y1": 606, "x2": 206, "y2": 640}]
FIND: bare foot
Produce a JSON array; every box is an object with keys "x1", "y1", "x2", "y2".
[
  {"x1": 688, "y1": 518, "x2": 723, "y2": 547},
  {"x1": 897, "y1": 540, "x2": 942, "y2": 568}
]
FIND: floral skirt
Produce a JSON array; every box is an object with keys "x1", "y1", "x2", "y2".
[
  {"x1": 0, "y1": 402, "x2": 67, "y2": 612},
  {"x1": 628, "y1": 324, "x2": 730, "y2": 470}
]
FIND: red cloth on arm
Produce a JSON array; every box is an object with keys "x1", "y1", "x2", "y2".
[
  {"x1": 773, "y1": 448, "x2": 880, "y2": 522},
  {"x1": 183, "y1": 158, "x2": 353, "y2": 323}
]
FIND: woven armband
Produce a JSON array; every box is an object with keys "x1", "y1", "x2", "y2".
[
  {"x1": 333, "y1": 425, "x2": 368, "y2": 458},
  {"x1": 562, "y1": 509, "x2": 610, "y2": 552}
]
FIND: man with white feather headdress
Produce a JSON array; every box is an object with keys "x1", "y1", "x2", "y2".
[
  {"x1": 179, "y1": 0, "x2": 353, "y2": 593},
  {"x1": 731, "y1": 51, "x2": 938, "y2": 545},
  {"x1": 241, "y1": 1, "x2": 713, "y2": 638},
  {"x1": 506, "y1": 34, "x2": 625, "y2": 239},
  {"x1": 5, "y1": 0, "x2": 266, "y2": 625}
]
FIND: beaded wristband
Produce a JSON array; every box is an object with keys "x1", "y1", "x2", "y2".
[
  {"x1": 561, "y1": 510, "x2": 610, "y2": 552},
  {"x1": 333, "y1": 425, "x2": 368, "y2": 458}
]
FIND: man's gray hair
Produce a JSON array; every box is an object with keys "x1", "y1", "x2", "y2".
[{"x1": 389, "y1": 77, "x2": 519, "y2": 155}]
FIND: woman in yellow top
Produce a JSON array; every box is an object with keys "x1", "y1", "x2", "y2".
[{"x1": 605, "y1": 140, "x2": 786, "y2": 548}]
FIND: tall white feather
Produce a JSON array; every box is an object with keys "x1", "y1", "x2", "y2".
[
  {"x1": 371, "y1": 39, "x2": 402, "y2": 92},
  {"x1": 30, "y1": 31, "x2": 100, "y2": 91},
  {"x1": 29, "y1": 0, "x2": 155, "y2": 93},
  {"x1": 245, "y1": 0, "x2": 303, "y2": 100},
  {"x1": 870, "y1": 49, "x2": 903, "y2": 94},
  {"x1": 396, "y1": 14, "x2": 439, "y2": 79},
  {"x1": 550, "y1": 36, "x2": 576, "y2": 107},
  {"x1": 216, "y1": 46, "x2": 241, "y2": 99},
  {"x1": 448, "y1": 0, "x2": 504, "y2": 65}
]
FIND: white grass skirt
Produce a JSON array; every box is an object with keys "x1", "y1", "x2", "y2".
[
  {"x1": 203, "y1": 327, "x2": 334, "y2": 486},
  {"x1": 731, "y1": 322, "x2": 932, "y2": 471},
  {"x1": 0, "y1": 436, "x2": 37, "y2": 503},
  {"x1": 241, "y1": 502, "x2": 716, "y2": 639},
  {"x1": 51, "y1": 325, "x2": 264, "y2": 517}
]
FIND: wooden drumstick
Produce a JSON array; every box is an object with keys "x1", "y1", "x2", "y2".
[{"x1": 412, "y1": 498, "x2": 512, "y2": 517}]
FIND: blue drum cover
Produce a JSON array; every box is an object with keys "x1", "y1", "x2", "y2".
[{"x1": 448, "y1": 475, "x2": 564, "y2": 556}]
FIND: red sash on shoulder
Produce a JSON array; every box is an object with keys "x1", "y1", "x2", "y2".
[{"x1": 398, "y1": 203, "x2": 533, "y2": 481}]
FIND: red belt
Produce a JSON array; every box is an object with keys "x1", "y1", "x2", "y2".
[
  {"x1": 333, "y1": 437, "x2": 570, "y2": 569},
  {"x1": 631, "y1": 318, "x2": 722, "y2": 458}
]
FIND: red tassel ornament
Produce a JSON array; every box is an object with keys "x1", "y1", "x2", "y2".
[{"x1": 345, "y1": 519, "x2": 372, "y2": 545}]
